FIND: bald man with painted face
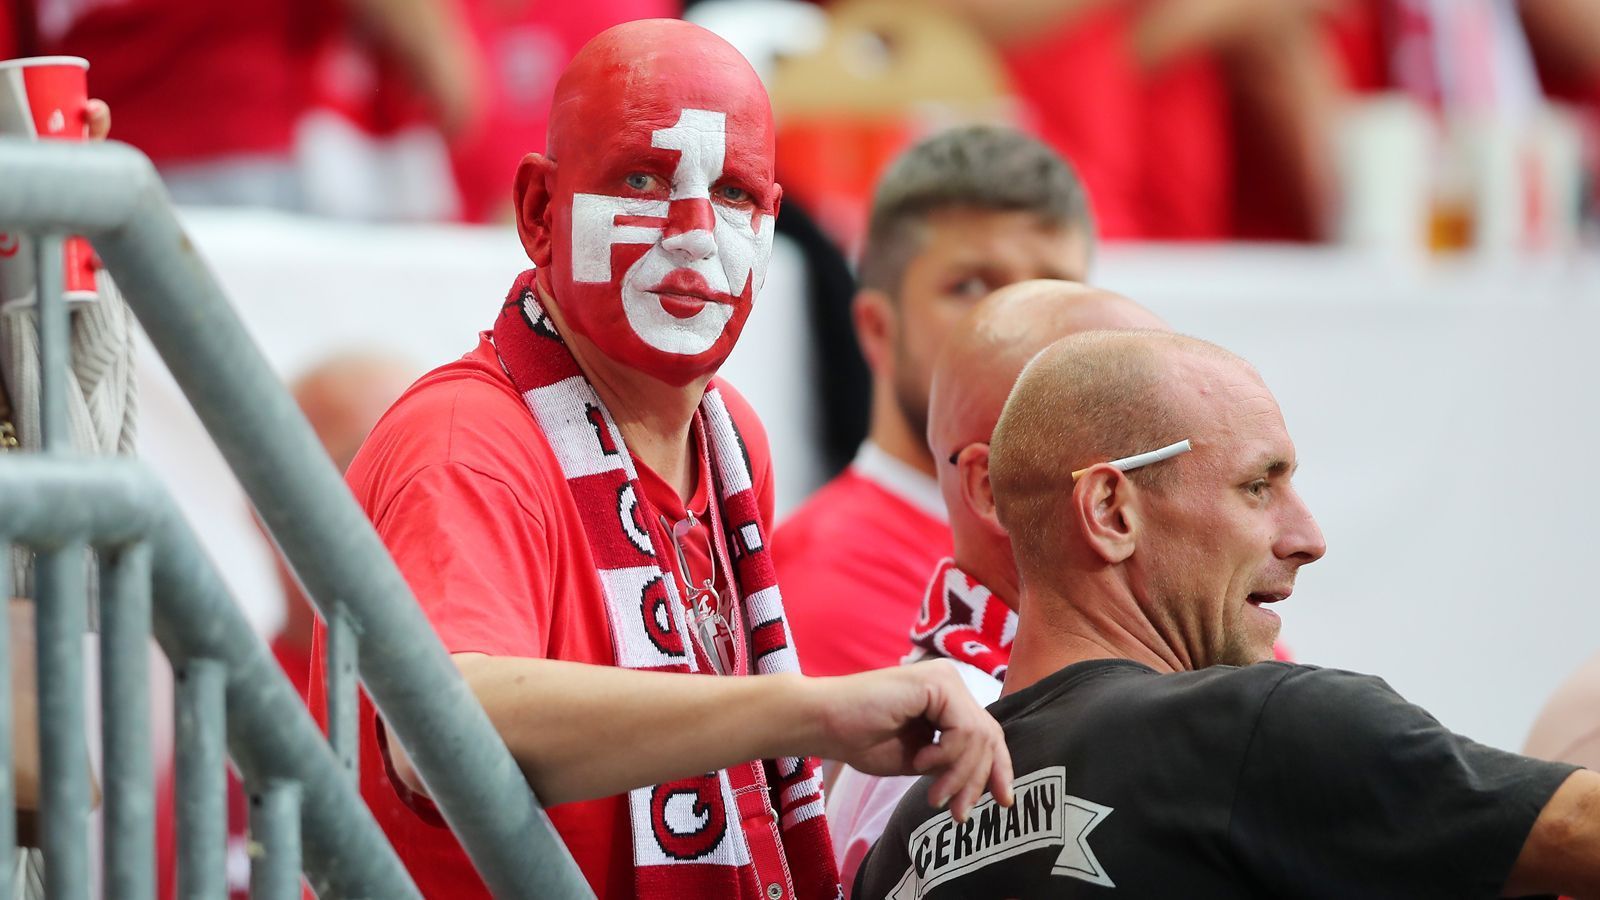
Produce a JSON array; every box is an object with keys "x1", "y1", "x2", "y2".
[
  {"x1": 306, "y1": 20, "x2": 1010, "y2": 900},
  {"x1": 827, "y1": 281, "x2": 1167, "y2": 894},
  {"x1": 857, "y1": 331, "x2": 1600, "y2": 899}
]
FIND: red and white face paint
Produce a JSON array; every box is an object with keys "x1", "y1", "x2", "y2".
[{"x1": 539, "y1": 44, "x2": 779, "y2": 387}]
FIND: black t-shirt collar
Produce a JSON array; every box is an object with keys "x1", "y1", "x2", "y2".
[{"x1": 992, "y1": 658, "x2": 1159, "y2": 721}]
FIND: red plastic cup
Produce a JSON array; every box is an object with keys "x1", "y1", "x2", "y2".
[{"x1": 0, "y1": 56, "x2": 99, "y2": 307}]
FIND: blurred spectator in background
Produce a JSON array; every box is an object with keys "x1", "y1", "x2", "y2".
[
  {"x1": 773, "y1": 125, "x2": 1095, "y2": 679},
  {"x1": 769, "y1": 0, "x2": 1342, "y2": 242},
  {"x1": 12, "y1": 0, "x2": 479, "y2": 209},
  {"x1": 1523, "y1": 0, "x2": 1600, "y2": 104},
  {"x1": 304, "y1": 0, "x2": 678, "y2": 222},
  {"x1": 185, "y1": 350, "x2": 417, "y2": 899},
  {"x1": 925, "y1": 0, "x2": 1342, "y2": 241},
  {"x1": 0, "y1": 3, "x2": 15, "y2": 58},
  {"x1": 10, "y1": 0, "x2": 674, "y2": 220},
  {"x1": 1321, "y1": 0, "x2": 1594, "y2": 252},
  {"x1": 1525, "y1": 652, "x2": 1600, "y2": 770},
  {"x1": 266, "y1": 351, "x2": 418, "y2": 696},
  {"x1": 444, "y1": 0, "x2": 679, "y2": 222}
]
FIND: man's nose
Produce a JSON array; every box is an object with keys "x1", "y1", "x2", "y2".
[
  {"x1": 1276, "y1": 488, "x2": 1327, "y2": 565},
  {"x1": 661, "y1": 197, "x2": 716, "y2": 262}
]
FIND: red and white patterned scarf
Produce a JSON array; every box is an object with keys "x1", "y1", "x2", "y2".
[
  {"x1": 907, "y1": 559, "x2": 1016, "y2": 682},
  {"x1": 492, "y1": 271, "x2": 839, "y2": 900}
]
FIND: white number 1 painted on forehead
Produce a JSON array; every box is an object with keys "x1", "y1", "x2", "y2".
[{"x1": 651, "y1": 109, "x2": 726, "y2": 201}]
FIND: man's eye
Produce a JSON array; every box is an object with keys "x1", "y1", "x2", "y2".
[
  {"x1": 625, "y1": 173, "x2": 655, "y2": 191},
  {"x1": 717, "y1": 185, "x2": 751, "y2": 204},
  {"x1": 950, "y1": 276, "x2": 989, "y2": 299},
  {"x1": 1246, "y1": 480, "x2": 1270, "y2": 498}
]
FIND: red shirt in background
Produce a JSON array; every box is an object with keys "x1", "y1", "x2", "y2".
[
  {"x1": 1, "y1": 3, "x2": 16, "y2": 59},
  {"x1": 1001, "y1": 5, "x2": 1233, "y2": 240},
  {"x1": 774, "y1": 449, "x2": 953, "y2": 678},
  {"x1": 447, "y1": 0, "x2": 675, "y2": 222},
  {"x1": 307, "y1": 333, "x2": 775, "y2": 899},
  {"x1": 29, "y1": 0, "x2": 327, "y2": 165}
]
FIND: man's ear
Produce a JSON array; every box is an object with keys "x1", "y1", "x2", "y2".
[
  {"x1": 1071, "y1": 465, "x2": 1139, "y2": 564},
  {"x1": 957, "y1": 443, "x2": 1006, "y2": 538},
  {"x1": 853, "y1": 288, "x2": 895, "y2": 378},
  {"x1": 514, "y1": 153, "x2": 557, "y2": 267}
]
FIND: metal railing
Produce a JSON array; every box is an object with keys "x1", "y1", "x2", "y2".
[{"x1": 0, "y1": 138, "x2": 594, "y2": 898}]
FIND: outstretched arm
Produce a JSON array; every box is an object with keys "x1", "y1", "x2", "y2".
[
  {"x1": 1504, "y1": 769, "x2": 1600, "y2": 898},
  {"x1": 388, "y1": 656, "x2": 1013, "y2": 821}
]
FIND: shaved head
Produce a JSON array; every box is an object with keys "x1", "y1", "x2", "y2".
[
  {"x1": 928, "y1": 280, "x2": 1168, "y2": 461},
  {"x1": 989, "y1": 330, "x2": 1327, "y2": 674},
  {"x1": 545, "y1": 20, "x2": 773, "y2": 170},
  {"x1": 926, "y1": 280, "x2": 1168, "y2": 602},
  {"x1": 989, "y1": 331, "x2": 1231, "y2": 575}
]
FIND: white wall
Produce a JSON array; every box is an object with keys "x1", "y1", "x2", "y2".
[{"x1": 140, "y1": 210, "x2": 1600, "y2": 752}]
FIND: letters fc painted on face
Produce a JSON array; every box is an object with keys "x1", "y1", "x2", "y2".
[{"x1": 570, "y1": 108, "x2": 776, "y2": 358}]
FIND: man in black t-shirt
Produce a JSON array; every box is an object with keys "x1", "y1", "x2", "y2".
[{"x1": 855, "y1": 331, "x2": 1600, "y2": 899}]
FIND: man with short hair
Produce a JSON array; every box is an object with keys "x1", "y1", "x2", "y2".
[
  {"x1": 856, "y1": 330, "x2": 1600, "y2": 898},
  {"x1": 825, "y1": 280, "x2": 1168, "y2": 893},
  {"x1": 305, "y1": 21, "x2": 1011, "y2": 900},
  {"x1": 776, "y1": 126, "x2": 1095, "y2": 679}
]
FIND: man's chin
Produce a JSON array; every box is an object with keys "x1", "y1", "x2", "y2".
[{"x1": 1216, "y1": 620, "x2": 1281, "y2": 668}]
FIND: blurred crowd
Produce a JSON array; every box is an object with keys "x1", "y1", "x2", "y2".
[{"x1": 2, "y1": 0, "x2": 1598, "y2": 253}]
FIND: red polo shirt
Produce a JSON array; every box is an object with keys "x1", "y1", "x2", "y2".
[
  {"x1": 774, "y1": 448, "x2": 953, "y2": 678},
  {"x1": 307, "y1": 333, "x2": 774, "y2": 899}
]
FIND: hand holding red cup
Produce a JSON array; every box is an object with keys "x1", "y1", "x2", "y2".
[{"x1": 0, "y1": 56, "x2": 101, "y2": 307}]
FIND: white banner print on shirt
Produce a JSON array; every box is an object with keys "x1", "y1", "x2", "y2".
[{"x1": 888, "y1": 766, "x2": 1114, "y2": 898}]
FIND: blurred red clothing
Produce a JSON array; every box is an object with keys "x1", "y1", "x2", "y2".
[
  {"x1": 774, "y1": 459, "x2": 952, "y2": 678},
  {"x1": 1002, "y1": 5, "x2": 1233, "y2": 240},
  {"x1": 446, "y1": 0, "x2": 677, "y2": 222},
  {"x1": 1, "y1": 3, "x2": 16, "y2": 58},
  {"x1": 305, "y1": 0, "x2": 675, "y2": 222},
  {"x1": 24, "y1": 0, "x2": 327, "y2": 166}
]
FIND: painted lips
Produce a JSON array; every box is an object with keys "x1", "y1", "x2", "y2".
[{"x1": 648, "y1": 269, "x2": 731, "y2": 319}]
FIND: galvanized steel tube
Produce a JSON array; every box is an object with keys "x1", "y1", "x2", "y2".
[
  {"x1": 325, "y1": 610, "x2": 357, "y2": 780},
  {"x1": 0, "y1": 140, "x2": 589, "y2": 899},
  {"x1": 174, "y1": 658, "x2": 226, "y2": 899},
  {"x1": 34, "y1": 544, "x2": 88, "y2": 900},
  {"x1": 0, "y1": 541, "x2": 14, "y2": 897},
  {"x1": 246, "y1": 780, "x2": 301, "y2": 900},
  {"x1": 100, "y1": 543, "x2": 154, "y2": 900},
  {"x1": 32, "y1": 235, "x2": 65, "y2": 453}
]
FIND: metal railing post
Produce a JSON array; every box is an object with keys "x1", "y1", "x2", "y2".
[
  {"x1": 35, "y1": 542, "x2": 89, "y2": 900},
  {"x1": 33, "y1": 234, "x2": 66, "y2": 452},
  {"x1": 0, "y1": 540, "x2": 14, "y2": 897},
  {"x1": 247, "y1": 780, "x2": 301, "y2": 900},
  {"x1": 175, "y1": 658, "x2": 226, "y2": 899},
  {"x1": 100, "y1": 542, "x2": 154, "y2": 900},
  {"x1": 0, "y1": 139, "x2": 594, "y2": 899},
  {"x1": 325, "y1": 609, "x2": 358, "y2": 780},
  {"x1": 0, "y1": 458, "x2": 423, "y2": 898}
]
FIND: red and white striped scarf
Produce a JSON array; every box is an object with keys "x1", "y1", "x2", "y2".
[
  {"x1": 907, "y1": 559, "x2": 1016, "y2": 682},
  {"x1": 492, "y1": 271, "x2": 839, "y2": 900}
]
